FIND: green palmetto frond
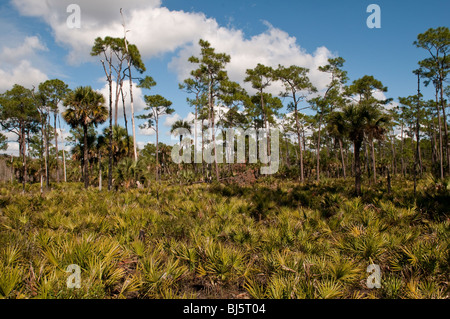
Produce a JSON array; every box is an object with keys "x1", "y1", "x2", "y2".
[
  {"x1": 1, "y1": 244, "x2": 22, "y2": 267},
  {"x1": 315, "y1": 279, "x2": 344, "y2": 299},
  {"x1": 63, "y1": 86, "x2": 108, "y2": 129},
  {"x1": 244, "y1": 276, "x2": 267, "y2": 299},
  {"x1": 326, "y1": 254, "x2": 361, "y2": 283},
  {"x1": 266, "y1": 273, "x2": 303, "y2": 299},
  {"x1": 0, "y1": 264, "x2": 24, "y2": 298}
]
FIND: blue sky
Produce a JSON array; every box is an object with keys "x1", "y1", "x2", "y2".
[{"x1": 0, "y1": 0, "x2": 449, "y2": 154}]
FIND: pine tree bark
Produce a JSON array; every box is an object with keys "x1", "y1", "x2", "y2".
[
  {"x1": 294, "y1": 105, "x2": 304, "y2": 183},
  {"x1": 54, "y1": 112, "x2": 59, "y2": 183},
  {"x1": 83, "y1": 124, "x2": 89, "y2": 189},
  {"x1": 45, "y1": 114, "x2": 50, "y2": 188},
  {"x1": 316, "y1": 116, "x2": 322, "y2": 182},
  {"x1": 156, "y1": 116, "x2": 159, "y2": 181}
]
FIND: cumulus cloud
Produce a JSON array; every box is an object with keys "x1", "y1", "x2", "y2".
[
  {"x1": 11, "y1": 0, "x2": 335, "y2": 94},
  {"x1": 164, "y1": 113, "x2": 181, "y2": 128},
  {"x1": 1, "y1": 130, "x2": 21, "y2": 156},
  {"x1": 0, "y1": 60, "x2": 48, "y2": 92},
  {"x1": 3, "y1": 142, "x2": 20, "y2": 156},
  {"x1": 0, "y1": 36, "x2": 48, "y2": 64},
  {"x1": 169, "y1": 24, "x2": 335, "y2": 95},
  {"x1": 138, "y1": 126, "x2": 155, "y2": 136},
  {"x1": 136, "y1": 141, "x2": 150, "y2": 150},
  {"x1": 12, "y1": 0, "x2": 167, "y2": 65},
  {"x1": 348, "y1": 89, "x2": 398, "y2": 111},
  {"x1": 0, "y1": 36, "x2": 49, "y2": 91}
]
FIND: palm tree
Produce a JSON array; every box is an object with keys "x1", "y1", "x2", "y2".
[
  {"x1": 342, "y1": 103, "x2": 370, "y2": 195},
  {"x1": 171, "y1": 120, "x2": 193, "y2": 144},
  {"x1": 341, "y1": 101, "x2": 388, "y2": 195},
  {"x1": 171, "y1": 120, "x2": 192, "y2": 172},
  {"x1": 327, "y1": 111, "x2": 348, "y2": 178},
  {"x1": 63, "y1": 86, "x2": 108, "y2": 188},
  {"x1": 365, "y1": 107, "x2": 388, "y2": 183},
  {"x1": 101, "y1": 125, "x2": 133, "y2": 164}
]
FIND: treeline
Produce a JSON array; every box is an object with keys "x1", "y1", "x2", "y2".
[{"x1": 0, "y1": 24, "x2": 449, "y2": 195}]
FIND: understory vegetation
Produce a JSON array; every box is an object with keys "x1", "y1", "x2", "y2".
[{"x1": 0, "y1": 177, "x2": 448, "y2": 299}]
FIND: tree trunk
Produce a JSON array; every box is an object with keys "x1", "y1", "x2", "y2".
[
  {"x1": 338, "y1": 138, "x2": 346, "y2": 178},
  {"x1": 121, "y1": 10, "x2": 138, "y2": 162},
  {"x1": 194, "y1": 105, "x2": 198, "y2": 173},
  {"x1": 107, "y1": 52, "x2": 113, "y2": 191},
  {"x1": 54, "y1": 112, "x2": 59, "y2": 183},
  {"x1": 45, "y1": 114, "x2": 50, "y2": 188},
  {"x1": 99, "y1": 150, "x2": 102, "y2": 190},
  {"x1": 57, "y1": 114, "x2": 67, "y2": 182},
  {"x1": 127, "y1": 56, "x2": 137, "y2": 162},
  {"x1": 418, "y1": 143, "x2": 423, "y2": 174},
  {"x1": 114, "y1": 67, "x2": 123, "y2": 127},
  {"x1": 316, "y1": 116, "x2": 322, "y2": 182},
  {"x1": 435, "y1": 92, "x2": 444, "y2": 179},
  {"x1": 201, "y1": 118, "x2": 205, "y2": 176},
  {"x1": 261, "y1": 90, "x2": 271, "y2": 160},
  {"x1": 120, "y1": 86, "x2": 130, "y2": 158},
  {"x1": 209, "y1": 79, "x2": 220, "y2": 181},
  {"x1": 370, "y1": 137, "x2": 377, "y2": 184},
  {"x1": 294, "y1": 105, "x2": 304, "y2": 183},
  {"x1": 83, "y1": 124, "x2": 89, "y2": 189},
  {"x1": 439, "y1": 81, "x2": 449, "y2": 176},
  {"x1": 354, "y1": 139, "x2": 362, "y2": 196},
  {"x1": 20, "y1": 126, "x2": 26, "y2": 192},
  {"x1": 40, "y1": 112, "x2": 48, "y2": 188},
  {"x1": 414, "y1": 73, "x2": 421, "y2": 196},
  {"x1": 364, "y1": 140, "x2": 371, "y2": 184},
  {"x1": 431, "y1": 116, "x2": 438, "y2": 174},
  {"x1": 156, "y1": 116, "x2": 159, "y2": 181},
  {"x1": 390, "y1": 132, "x2": 396, "y2": 175},
  {"x1": 400, "y1": 122, "x2": 405, "y2": 177}
]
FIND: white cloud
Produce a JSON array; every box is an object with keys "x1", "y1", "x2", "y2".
[
  {"x1": 164, "y1": 113, "x2": 181, "y2": 127},
  {"x1": 2, "y1": 142, "x2": 19, "y2": 156},
  {"x1": 183, "y1": 112, "x2": 195, "y2": 123},
  {"x1": 136, "y1": 141, "x2": 150, "y2": 150},
  {"x1": 12, "y1": 0, "x2": 163, "y2": 65},
  {"x1": 0, "y1": 36, "x2": 49, "y2": 92},
  {"x1": 138, "y1": 126, "x2": 155, "y2": 136},
  {"x1": 169, "y1": 25, "x2": 335, "y2": 95},
  {"x1": 11, "y1": 0, "x2": 335, "y2": 94},
  {"x1": 0, "y1": 36, "x2": 48, "y2": 64},
  {"x1": 370, "y1": 90, "x2": 398, "y2": 111},
  {"x1": 0, "y1": 60, "x2": 48, "y2": 92}
]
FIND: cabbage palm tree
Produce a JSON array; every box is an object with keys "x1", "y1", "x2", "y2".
[
  {"x1": 342, "y1": 103, "x2": 370, "y2": 196},
  {"x1": 170, "y1": 120, "x2": 192, "y2": 144},
  {"x1": 345, "y1": 75, "x2": 389, "y2": 194},
  {"x1": 63, "y1": 86, "x2": 108, "y2": 188},
  {"x1": 327, "y1": 111, "x2": 348, "y2": 178},
  {"x1": 171, "y1": 120, "x2": 192, "y2": 172},
  {"x1": 342, "y1": 102, "x2": 388, "y2": 195},
  {"x1": 365, "y1": 107, "x2": 389, "y2": 183},
  {"x1": 101, "y1": 125, "x2": 133, "y2": 164}
]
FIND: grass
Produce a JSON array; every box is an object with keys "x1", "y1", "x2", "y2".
[{"x1": 0, "y1": 176, "x2": 448, "y2": 299}]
